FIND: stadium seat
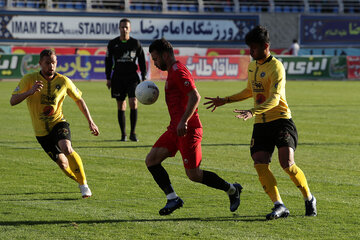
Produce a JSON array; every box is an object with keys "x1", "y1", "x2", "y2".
[
  {"x1": 0, "y1": 0, "x2": 5, "y2": 7},
  {"x1": 188, "y1": 5, "x2": 198, "y2": 12},
  {"x1": 275, "y1": 6, "x2": 282, "y2": 12},
  {"x1": 65, "y1": 2, "x2": 74, "y2": 9},
  {"x1": 240, "y1": 5, "x2": 249, "y2": 12},
  {"x1": 168, "y1": 5, "x2": 179, "y2": 11},
  {"x1": 223, "y1": 6, "x2": 233, "y2": 12},
  {"x1": 283, "y1": 6, "x2": 290, "y2": 12},
  {"x1": 143, "y1": 4, "x2": 152, "y2": 11},
  {"x1": 180, "y1": 5, "x2": 188, "y2": 11},
  {"x1": 249, "y1": 5, "x2": 258, "y2": 12},
  {"x1": 74, "y1": 2, "x2": 86, "y2": 10},
  {"x1": 135, "y1": 5, "x2": 143, "y2": 10},
  {"x1": 291, "y1": 6, "x2": 299, "y2": 12}
]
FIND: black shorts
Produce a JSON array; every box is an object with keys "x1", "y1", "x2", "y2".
[
  {"x1": 111, "y1": 73, "x2": 140, "y2": 101},
  {"x1": 250, "y1": 118, "x2": 298, "y2": 156},
  {"x1": 36, "y1": 122, "x2": 71, "y2": 162}
]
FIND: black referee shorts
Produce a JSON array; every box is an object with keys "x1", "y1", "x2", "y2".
[
  {"x1": 36, "y1": 122, "x2": 72, "y2": 162},
  {"x1": 111, "y1": 73, "x2": 140, "y2": 101},
  {"x1": 250, "y1": 118, "x2": 298, "y2": 156}
]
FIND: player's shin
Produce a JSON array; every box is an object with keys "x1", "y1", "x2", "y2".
[
  {"x1": 61, "y1": 166, "x2": 78, "y2": 182},
  {"x1": 66, "y1": 151, "x2": 87, "y2": 185},
  {"x1": 147, "y1": 164, "x2": 176, "y2": 198},
  {"x1": 254, "y1": 164, "x2": 282, "y2": 203},
  {"x1": 284, "y1": 164, "x2": 312, "y2": 200}
]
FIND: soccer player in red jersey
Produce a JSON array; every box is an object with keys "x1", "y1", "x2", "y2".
[{"x1": 146, "y1": 38, "x2": 242, "y2": 216}]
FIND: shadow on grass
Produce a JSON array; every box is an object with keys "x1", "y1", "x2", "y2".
[
  {"x1": 0, "y1": 191, "x2": 79, "y2": 201},
  {"x1": 0, "y1": 215, "x2": 267, "y2": 226}
]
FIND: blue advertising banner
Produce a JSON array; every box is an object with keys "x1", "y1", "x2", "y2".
[
  {"x1": 0, "y1": 11, "x2": 258, "y2": 46},
  {"x1": 300, "y1": 15, "x2": 360, "y2": 46}
]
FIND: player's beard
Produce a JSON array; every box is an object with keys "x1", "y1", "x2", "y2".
[{"x1": 44, "y1": 70, "x2": 55, "y2": 77}]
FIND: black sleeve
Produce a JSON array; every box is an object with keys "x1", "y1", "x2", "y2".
[
  {"x1": 105, "y1": 41, "x2": 113, "y2": 80},
  {"x1": 137, "y1": 41, "x2": 147, "y2": 81}
]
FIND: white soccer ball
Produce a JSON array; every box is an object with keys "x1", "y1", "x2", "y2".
[{"x1": 135, "y1": 81, "x2": 159, "y2": 105}]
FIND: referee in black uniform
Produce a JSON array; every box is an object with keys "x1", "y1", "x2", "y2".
[{"x1": 105, "y1": 18, "x2": 147, "y2": 142}]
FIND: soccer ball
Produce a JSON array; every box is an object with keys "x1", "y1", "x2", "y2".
[{"x1": 135, "y1": 81, "x2": 159, "y2": 105}]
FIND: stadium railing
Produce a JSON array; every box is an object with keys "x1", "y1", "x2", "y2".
[{"x1": 1, "y1": 0, "x2": 359, "y2": 14}]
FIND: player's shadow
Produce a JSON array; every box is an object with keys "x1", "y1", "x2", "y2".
[
  {"x1": 74, "y1": 141, "x2": 249, "y2": 149},
  {"x1": 0, "y1": 191, "x2": 80, "y2": 201},
  {"x1": 0, "y1": 215, "x2": 267, "y2": 226}
]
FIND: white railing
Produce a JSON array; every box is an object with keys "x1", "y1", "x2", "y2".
[{"x1": 1, "y1": 0, "x2": 359, "y2": 13}]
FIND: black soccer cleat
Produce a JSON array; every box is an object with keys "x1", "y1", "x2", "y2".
[
  {"x1": 130, "y1": 133, "x2": 138, "y2": 142},
  {"x1": 159, "y1": 197, "x2": 184, "y2": 216},
  {"x1": 228, "y1": 183, "x2": 243, "y2": 212},
  {"x1": 305, "y1": 196, "x2": 317, "y2": 216},
  {"x1": 120, "y1": 135, "x2": 127, "y2": 142},
  {"x1": 266, "y1": 204, "x2": 290, "y2": 220}
]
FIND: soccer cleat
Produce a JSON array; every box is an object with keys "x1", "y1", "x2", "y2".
[
  {"x1": 79, "y1": 184, "x2": 92, "y2": 198},
  {"x1": 228, "y1": 183, "x2": 243, "y2": 212},
  {"x1": 305, "y1": 196, "x2": 317, "y2": 216},
  {"x1": 159, "y1": 197, "x2": 184, "y2": 216},
  {"x1": 120, "y1": 135, "x2": 127, "y2": 142},
  {"x1": 266, "y1": 204, "x2": 290, "y2": 220},
  {"x1": 129, "y1": 133, "x2": 138, "y2": 142}
]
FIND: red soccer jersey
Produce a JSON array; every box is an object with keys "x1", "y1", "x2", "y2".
[{"x1": 165, "y1": 61, "x2": 202, "y2": 131}]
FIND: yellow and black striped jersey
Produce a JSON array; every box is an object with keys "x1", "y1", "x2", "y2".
[
  {"x1": 225, "y1": 56, "x2": 291, "y2": 123},
  {"x1": 12, "y1": 72, "x2": 82, "y2": 136}
]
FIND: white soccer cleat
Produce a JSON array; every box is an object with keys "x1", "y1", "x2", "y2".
[{"x1": 79, "y1": 184, "x2": 92, "y2": 198}]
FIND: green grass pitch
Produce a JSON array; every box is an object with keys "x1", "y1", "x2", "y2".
[{"x1": 0, "y1": 80, "x2": 359, "y2": 239}]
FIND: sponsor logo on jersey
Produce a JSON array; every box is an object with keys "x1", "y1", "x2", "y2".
[
  {"x1": 184, "y1": 81, "x2": 190, "y2": 87},
  {"x1": 55, "y1": 84, "x2": 61, "y2": 90},
  {"x1": 260, "y1": 72, "x2": 266, "y2": 78}
]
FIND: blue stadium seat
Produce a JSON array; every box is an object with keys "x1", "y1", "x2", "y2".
[
  {"x1": 240, "y1": 5, "x2": 249, "y2": 12},
  {"x1": 135, "y1": 5, "x2": 143, "y2": 10},
  {"x1": 65, "y1": 2, "x2": 74, "y2": 8},
  {"x1": 291, "y1": 6, "x2": 299, "y2": 12},
  {"x1": 74, "y1": 2, "x2": 86, "y2": 10},
  {"x1": 283, "y1": 6, "x2": 290, "y2": 12},
  {"x1": 168, "y1": 5, "x2": 179, "y2": 11},
  {"x1": 143, "y1": 4, "x2": 152, "y2": 11},
  {"x1": 0, "y1": 0, "x2": 4, "y2": 8},
  {"x1": 249, "y1": 5, "x2": 258, "y2": 12},
  {"x1": 179, "y1": 5, "x2": 188, "y2": 11},
  {"x1": 275, "y1": 6, "x2": 282, "y2": 12},
  {"x1": 16, "y1": 2, "x2": 26, "y2": 7},
  {"x1": 26, "y1": 2, "x2": 36, "y2": 8},
  {"x1": 188, "y1": 5, "x2": 197, "y2": 12},
  {"x1": 224, "y1": 6, "x2": 233, "y2": 12}
]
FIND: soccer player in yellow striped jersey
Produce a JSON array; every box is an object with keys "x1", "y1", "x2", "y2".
[
  {"x1": 204, "y1": 26, "x2": 317, "y2": 220},
  {"x1": 10, "y1": 49, "x2": 100, "y2": 198}
]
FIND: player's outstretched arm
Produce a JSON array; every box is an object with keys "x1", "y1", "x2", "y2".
[
  {"x1": 203, "y1": 96, "x2": 226, "y2": 112},
  {"x1": 10, "y1": 81, "x2": 43, "y2": 106},
  {"x1": 75, "y1": 98, "x2": 100, "y2": 136}
]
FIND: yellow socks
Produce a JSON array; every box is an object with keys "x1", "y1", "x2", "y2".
[
  {"x1": 61, "y1": 166, "x2": 77, "y2": 182},
  {"x1": 66, "y1": 151, "x2": 87, "y2": 185},
  {"x1": 254, "y1": 164, "x2": 282, "y2": 203},
  {"x1": 284, "y1": 164, "x2": 312, "y2": 200}
]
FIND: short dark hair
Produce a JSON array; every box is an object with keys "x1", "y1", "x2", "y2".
[
  {"x1": 120, "y1": 18, "x2": 130, "y2": 25},
  {"x1": 40, "y1": 49, "x2": 56, "y2": 60},
  {"x1": 245, "y1": 25, "x2": 270, "y2": 46},
  {"x1": 149, "y1": 38, "x2": 174, "y2": 55}
]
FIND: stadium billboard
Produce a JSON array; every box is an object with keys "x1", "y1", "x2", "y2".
[
  {"x1": 300, "y1": 15, "x2": 360, "y2": 46},
  {"x1": 0, "y1": 11, "x2": 258, "y2": 46},
  {"x1": 277, "y1": 56, "x2": 347, "y2": 80},
  {"x1": 347, "y1": 56, "x2": 360, "y2": 79}
]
